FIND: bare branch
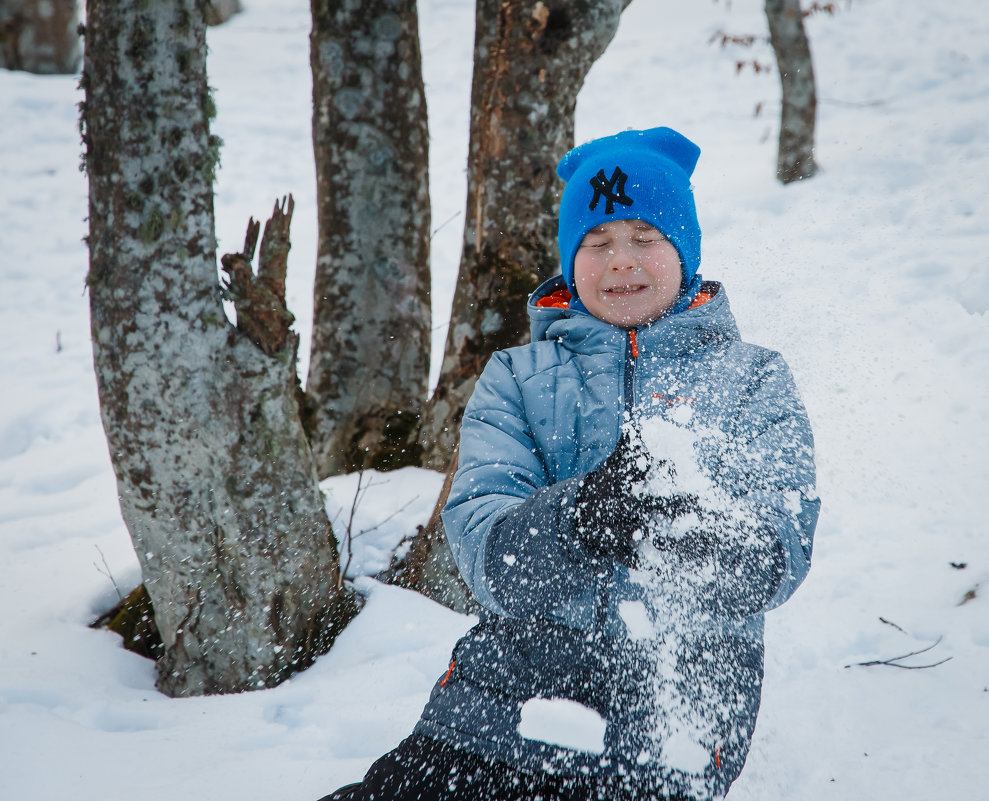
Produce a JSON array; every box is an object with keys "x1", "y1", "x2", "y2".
[
  {"x1": 93, "y1": 545, "x2": 123, "y2": 601},
  {"x1": 430, "y1": 210, "x2": 462, "y2": 240},
  {"x1": 878, "y1": 616, "x2": 908, "y2": 635},
  {"x1": 351, "y1": 494, "x2": 421, "y2": 540},
  {"x1": 338, "y1": 469, "x2": 365, "y2": 590},
  {"x1": 845, "y1": 636, "x2": 953, "y2": 670}
]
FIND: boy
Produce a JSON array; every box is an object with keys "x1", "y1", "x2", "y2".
[{"x1": 320, "y1": 127, "x2": 819, "y2": 801}]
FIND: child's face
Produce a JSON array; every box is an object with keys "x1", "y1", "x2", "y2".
[{"x1": 573, "y1": 219, "x2": 682, "y2": 328}]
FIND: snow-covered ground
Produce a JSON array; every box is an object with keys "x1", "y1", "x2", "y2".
[{"x1": 1, "y1": 0, "x2": 986, "y2": 798}]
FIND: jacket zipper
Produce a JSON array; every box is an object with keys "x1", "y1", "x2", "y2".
[{"x1": 624, "y1": 328, "x2": 639, "y2": 415}]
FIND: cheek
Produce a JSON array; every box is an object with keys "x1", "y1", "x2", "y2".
[
  {"x1": 572, "y1": 256, "x2": 599, "y2": 289},
  {"x1": 651, "y1": 248, "x2": 683, "y2": 288}
]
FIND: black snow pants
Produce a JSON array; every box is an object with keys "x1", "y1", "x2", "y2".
[{"x1": 318, "y1": 733, "x2": 694, "y2": 801}]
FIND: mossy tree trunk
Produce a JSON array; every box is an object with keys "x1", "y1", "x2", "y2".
[
  {"x1": 306, "y1": 0, "x2": 431, "y2": 478},
  {"x1": 81, "y1": 0, "x2": 355, "y2": 698},
  {"x1": 0, "y1": 0, "x2": 80, "y2": 73},
  {"x1": 416, "y1": 0, "x2": 633, "y2": 470},
  {"x1": 765, "y1": 0, "x2": 818, "y2": 183}
]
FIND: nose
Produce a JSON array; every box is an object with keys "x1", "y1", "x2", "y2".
[{"x1": 607, "y1": 239, "x2": 636, "y2": 271}]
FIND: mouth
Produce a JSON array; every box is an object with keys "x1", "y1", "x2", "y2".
[{"x1": 604, "y1": 284, "x2": 648, "y2": 296}]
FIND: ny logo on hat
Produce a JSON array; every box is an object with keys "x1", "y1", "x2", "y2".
[{"x1": 588, "y1": 166, "x2": 633, "y2": 214}]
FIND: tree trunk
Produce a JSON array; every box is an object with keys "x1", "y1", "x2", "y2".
[
  {"x1": 765, "y1": 0, "x2": 817, "y2": 183},
  {"x1": 417, "y1": 0, "x2": 631, "y2": 469},
  {"x1": 81, "y1": 0, "x2": 355, "y2": 698},
  {"x1": 0, "y1": 0, "x2": 80, "y2": 74},
  {"x1": 306, "y1": 0, "x2": 431, "y2": 478}
]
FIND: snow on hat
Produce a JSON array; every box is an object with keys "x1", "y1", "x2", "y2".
[{"x1": 556, "y1": 127, "x2": 702, "y2": 299}]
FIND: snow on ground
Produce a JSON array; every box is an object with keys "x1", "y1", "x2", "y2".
[{"x1": 1, "y1": 0, "x2": 986, "y2": 798}]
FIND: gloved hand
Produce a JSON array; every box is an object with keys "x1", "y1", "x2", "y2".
[
  {"x1": 646, "y1": 468, "x2": 701, "y2": 523},
  {"x1": 574, "y1": 430, "x2": 654, "y2": 566},
  {"x1": 654, "y1": 515, "x2": 787, "y2": 616},
  {"x1": 653, "y1": 524, "x2": 715, "y2": 561}
]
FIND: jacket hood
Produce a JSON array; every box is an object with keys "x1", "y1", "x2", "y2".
[{"x1": 527, "y1": 274, "x2": 740, "y2": 357}]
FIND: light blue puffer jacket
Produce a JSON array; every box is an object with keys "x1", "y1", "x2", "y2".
[{"x1": 414, "y1": 277, "x2": 819, "y2": 799}]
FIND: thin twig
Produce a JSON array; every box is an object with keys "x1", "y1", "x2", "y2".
[
  {"x1": 351, "y1": 494, "x2": 421, "y2": 540},
  {"x1": 852, "y1": 656, "x2": 953, "y2": 671},
  {"x1": 430, "y1": 210, "x2": 462, "y2": 240},
  {"x1": 878, "y1": 616, "x2": 908, "y2": 635},
  {"x1": 338, "y1": 470, "x2": 365, "y2": 589},
  {"x1": 845, "y1": 636, "x2": 952, "y2": 670},
  {"x1": 335, "y1": 470, "x2": 420, "y2": 588},
  {"x1": 93, "y1": 545, "x2": 123, "y2": 601},
  {"x1": 819, "y1": 95, "x2": 899, "y2": 108}
]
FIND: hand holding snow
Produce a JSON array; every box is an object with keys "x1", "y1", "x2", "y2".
[{"x1": 633, "y1": 415, "x2": 716, "y2": 512}]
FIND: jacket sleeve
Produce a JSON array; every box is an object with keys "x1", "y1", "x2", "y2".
[
  {"x1": 709, "y1": 350, "x2": 820, "y2": 617},
  {"x1": 441, "y1": 350, "x2": 600, "y2": 618}
]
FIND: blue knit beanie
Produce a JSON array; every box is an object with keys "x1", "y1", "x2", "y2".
[{"x1": 556, "y1": 127, "x2": 702, "y2": 300}]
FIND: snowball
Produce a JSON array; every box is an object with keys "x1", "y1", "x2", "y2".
[
  {"x1": 636, "y1": 416, "x2": 713, "y2": 499},
  {"x1": 618, "y1": 600, "x2": 654, "y2": 640},
  {"x1": 670, "y1": 403, "x2": 693, "y2": 426},
  {"x1": 661, "y1": 728, "x2": 711, "y2": 775},
  {"x1": 518, "y1": 697, "x2": 607, "y2": 754}
]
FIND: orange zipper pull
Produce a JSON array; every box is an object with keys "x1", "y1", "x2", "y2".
[
  {"x1": 628, "y1": 329, "x2": 639, "y2": 358},
  {"x1": 440, "y1": 660, "x2": 455, "y2": 686}
]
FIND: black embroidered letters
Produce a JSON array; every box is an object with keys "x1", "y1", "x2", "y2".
[{"x1": 589, "y1": 166, "x2": 634, "y2": 214}]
